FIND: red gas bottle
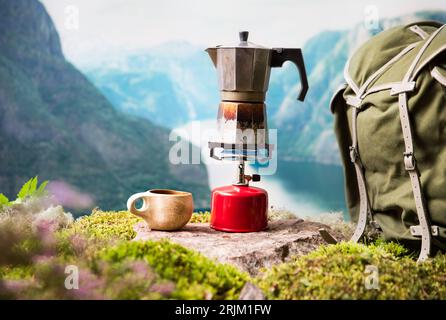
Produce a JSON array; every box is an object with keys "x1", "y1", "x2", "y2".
[{"x1": 210, "y1": 178, "x2": 268, "y2": 233}]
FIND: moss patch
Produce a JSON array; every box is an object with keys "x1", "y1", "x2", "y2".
[
  {"x1": 63, "y1": 209, "x2": 141, "y2": 241},
  {"x1": 3, "y1": 207, "x2": 446, "y2": 300},
  {"x1": 256, "y1": 241, "x2": 446, "y2": 299},
  {"x1": 1, "y1": 209, "x2": 248, "y2": 299},
  {"x1": 190, "y1": 211, "x2": 211, "y2": 223},
  {"x1": 99, "y1": 240, "x2": 249, "y2": 299},
  {"x1": 189, "y1": 209, "x2": 298, "y2": 224}
]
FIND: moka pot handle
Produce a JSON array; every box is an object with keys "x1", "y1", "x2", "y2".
[{"x1": 271, "y1": 48, "x2": 309, "y2": 101}]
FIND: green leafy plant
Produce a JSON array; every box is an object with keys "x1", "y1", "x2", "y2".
[
  {"x1": 0, "y1": 176, "x2": 48, "y2": 208},
  {"x1": 16, "y1": 176, "x2": 48, "y2": 201}
]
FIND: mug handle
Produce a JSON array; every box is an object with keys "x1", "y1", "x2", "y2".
[{"x1": 127, "y1": 192, "x2": 151, "y2": 218}]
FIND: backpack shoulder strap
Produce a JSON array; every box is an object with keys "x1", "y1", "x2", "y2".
[
  {"x1": 348, "y1": 106, "x2": 372, "y2": 242},
  {"x1": 392, "y1": 23, "x2": 446, "y2": 262},
  {"x1": 330, "y1": 83, "x2": 372, "y2": 242},
  {"x1": 407, "y1": 24, "x2": 446, "y2": 81}
]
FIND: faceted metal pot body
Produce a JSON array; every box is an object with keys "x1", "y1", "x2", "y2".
[{"x1": 206, "y1": 47, "x2": 272, "y2": 102}]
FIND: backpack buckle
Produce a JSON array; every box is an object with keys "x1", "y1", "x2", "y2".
[
  {"x1": 403, "y1": 152, "x2": 416, "y2": 171},
  {"x1": 410, "y1": 225, "x2": 439, "y2": 237},
  {"x1": 390, "y1": 81, "x2": 416, "y2": 96},
  {"x1": 349, "y1": 146, "x2": 358, "y2": 163}
]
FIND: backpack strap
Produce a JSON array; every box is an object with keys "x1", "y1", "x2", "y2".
[
  {"x1": 344, "y1": 42, "x2": 419, "y2": 98},
  {"x1": 404, "y1": 24, "x2": 446, "y2": 82},
  {"x1": 393, "y1": 90, "x2": 433, "y2": 262},
  {"x1": 348, "y1": 107, "x2": 371, "y2": 242},
  {"x1": 409, "y1": 25, "x2": 429, "y2": 40},
  {"x1": 344, "y1": 41, "x2": 419, "y2": 243},
  {"x1": 390, "y1": 24, "x2": 446, "y2": 262},
  {"x1": 431, "y1": 67, "x2": 446, "y2": 86},
  {"x1": 409, "y1": 24, "x2": 446, "y2": 81}
]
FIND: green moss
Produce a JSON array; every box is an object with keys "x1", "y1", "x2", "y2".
[
  {"x1": 190, "y1": 211, "x2": 211, "y2": 223},
  {"x1": 268, "y1": 208, "x2": 296, "y2": 221},
  {"x1": 189, "y1": 209, "x2": 298, "y2": 224},
  {"x1": 63, "y1": 209, "x2": 141, "y2": 241},
  {"x1": 0, "y1": 265, "x2": 34, "y2": 280},
  {"x1": 4, "y1": 207, "x2": 446, "y2": 300},
  {"x1": 256, "y1": 241, "x2": 446, "y2": 299},
  {"x1": 99, "y1": 239, "x2": 249, "y2": 300},
  {"x1": 52, "y1": 210, "x2": 248, "y2": 299}
]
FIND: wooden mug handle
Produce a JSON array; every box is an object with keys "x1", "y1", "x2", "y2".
[{"x1": 126, "y1": 192, "x2": 150, "y2": 218}]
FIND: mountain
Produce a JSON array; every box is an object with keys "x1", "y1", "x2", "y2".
[
  {"x1": 275, "y1": 11, "x2": 446, "y2": 164},
  {"x1": 82, "y1": 43, "x2": 219, "y2": 128},
  {"x1": 0, "y1": 0, "x2": 210, "y2": 211},
  {"x1": 82, "y1": 11, "x2": 446, "y2": 165}
]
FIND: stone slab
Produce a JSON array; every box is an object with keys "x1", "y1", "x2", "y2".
[{"x1": 133, "y1": 218, "x2": 342, "y2": 275}]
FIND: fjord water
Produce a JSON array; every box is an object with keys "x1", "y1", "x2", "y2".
[
  {"x1": 173, "y1": 120, "x2": 347, "y2": 217},
  {"x1": 257, "y1": 160, "x2": 346, "y2": 216}
]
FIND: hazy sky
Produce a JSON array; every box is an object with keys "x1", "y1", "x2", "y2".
[{"x1": 41, "y1": 0, "x2": 445, "y2": 65}]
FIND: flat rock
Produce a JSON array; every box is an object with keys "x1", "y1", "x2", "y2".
[{"x1": 133, "y1": 218, "x2": 343, "y2": 275}]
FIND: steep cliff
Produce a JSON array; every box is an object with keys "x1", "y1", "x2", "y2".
[{"x1": 0, "y1": 0, "x2": 210, "y2": 211}]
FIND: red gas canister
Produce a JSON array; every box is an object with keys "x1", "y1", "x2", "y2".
[{"x1": 210, "y1": 184, "x2": 268, "y2": 232}]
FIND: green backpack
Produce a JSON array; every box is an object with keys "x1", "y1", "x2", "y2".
[{"x1": 331, "y1": 21, "x2": 446, "y2": 261}]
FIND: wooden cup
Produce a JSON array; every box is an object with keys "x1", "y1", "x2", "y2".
[{"x1": 127, "y1": 189, "x2": 193, "y2": 231}]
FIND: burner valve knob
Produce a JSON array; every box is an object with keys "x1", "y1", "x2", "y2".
[
  {"x1": 251, "y1": 174, "x2": 261, "y2": 182},
  {"x1": 244, "y1": 174, "x2": 261, "y2": 183}
]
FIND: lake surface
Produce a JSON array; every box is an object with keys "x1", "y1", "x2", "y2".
[
  {"x1": 254, "y1": 160, "x2": 347, "y2": 216},
  {"x1": 174, "y1": 120, "x2": 348, "y2": 218}
]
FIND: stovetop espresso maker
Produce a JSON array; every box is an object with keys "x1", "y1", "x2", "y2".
[{"x1": 206, "y1": 31, "x2": 308, "y2": 232}]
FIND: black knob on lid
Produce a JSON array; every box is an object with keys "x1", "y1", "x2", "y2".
[{"x1": 239, "y1": 31, "x2": 249, "y2": 42}]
